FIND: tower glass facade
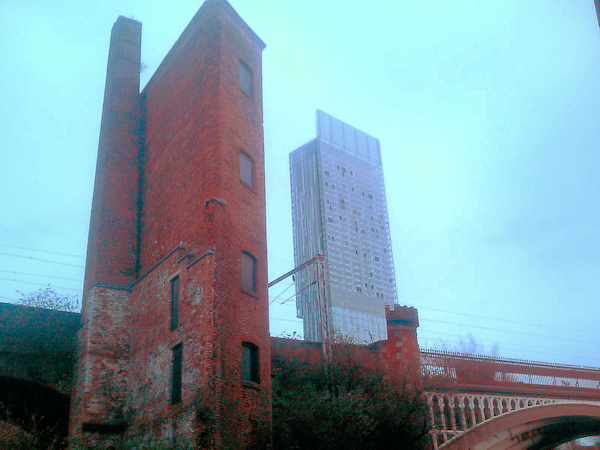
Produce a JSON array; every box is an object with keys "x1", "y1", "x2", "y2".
[{"x1": 290, "y1": 110, "x2": 397, "y2": 343}]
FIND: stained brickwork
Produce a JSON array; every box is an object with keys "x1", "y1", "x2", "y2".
[{"x1": 71, "y1": 1, "x2": 270, "y2": 448}]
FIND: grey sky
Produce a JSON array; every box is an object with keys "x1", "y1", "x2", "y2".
[{"x1": 1, "y1": 0, "x2": 598, "y2": 366}]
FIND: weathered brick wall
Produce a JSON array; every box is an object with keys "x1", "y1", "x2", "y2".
[
  {"x1": 126, "y1": 247, "x2": 216, "y2": 441},
  {"x1": 69, "y1": 286, "x2": 131, "y2": 439},
  {"x1": 84, "y1": 16, "x2": 141, "y2": 291},
  {"x1": 74, "y1": 1, "x2": 271, "y2": 447}
]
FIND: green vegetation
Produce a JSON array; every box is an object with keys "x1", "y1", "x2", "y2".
[{"x1": 272, "y1": 344, "x2": 430, "y2": 450}]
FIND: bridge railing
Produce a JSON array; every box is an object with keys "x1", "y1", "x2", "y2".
[{"x1": 421, "y1": 349, "x2": 600, "y2": 399}]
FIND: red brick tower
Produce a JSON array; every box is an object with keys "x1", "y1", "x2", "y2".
[
  {"x1": 384, "y1": 305, "x2": 421, "y2": 381},
  {"x1": 70, "y1": 2, "x2": 270, "y2": 448}
]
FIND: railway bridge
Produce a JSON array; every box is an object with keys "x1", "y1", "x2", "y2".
[{"x1": 422, "y1": 350, "x2": 600, "y2": 449}]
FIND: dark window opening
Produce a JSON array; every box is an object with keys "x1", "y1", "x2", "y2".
[
  {"x1": 171, "y1": 276, "x2": 180, "y2": 331},
  {"x1": 239, "y1": 60, "x2": 253, "y2": 97},
  {"x1": 172, "y1": 344, "x2": 183, "y2": 404},
  {"x1": 241, "y1": 252, "x2": 256, "y2": 292},
  {"x1": 240, "y1": 151, "x2": 254, "y2": 187},
  {"x1": 242, "y1": 342, "x2": 260, "y2": 383}
]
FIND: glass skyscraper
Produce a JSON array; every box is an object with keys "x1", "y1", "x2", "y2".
[{"x1": 289, "y1": 110, "x2": 397, "y2": 343}]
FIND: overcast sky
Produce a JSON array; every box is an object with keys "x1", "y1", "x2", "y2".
[{"x1": 1, "y1": 0, "x2": 599, "y2": 367}]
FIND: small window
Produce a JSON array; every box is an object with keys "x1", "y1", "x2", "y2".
[
  {"x1": 325, "y1": 171, "x2": 329, "y2": 176},
  {"x1": 241, "y1": 252, "x2": 256, "y2": 292},
  {"x1": 171, "y1": 276, "x2": 180, "y2": 331},
  {"x1": 239, "y1": 60, "x2": 253, "y2": 97},
  {"x1": 242, "y1": 342, "x2": 259, "y2": 383},
  {"x1": 368, "y1": 194, "x2": 373, "y2": 200},
  {"x1": 374, "y1": 256, "x2": 380, "y2": 262},
  {"x1": 172, "y1": 344, "x2": 183, "y2": 404},
  {"x1": 328, "y1": 217, "x2": 333, "y2": 223},
  {"x1": 240, "y1": 151, "x2": 254, "y2": 187}
]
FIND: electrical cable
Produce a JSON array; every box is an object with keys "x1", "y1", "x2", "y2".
[
  {"x1": 0, "y1": 252, "x2": 84, "y2": 268},
  {"x1": 418, "y1": 332, "x2": 599, "y2": 361},
  {"x1": 0, "y1": 276, "x2": 80, "y2": 292},
  {"x1": 0, "y1": 243, "x2": 84, "y2": 258},
  {"x1": 0, "y1": 270, "x2": 82, "y2": 282},
  {"x1": 422, "y1": 318, "x2": 598, "y2": 346},
  {"x1": 268, "y1": 282, "x2": 294, "y2": 304},
  {"x1": 418, "y1": 328, "x2": 599, "y2": 358},
  {"x1": 413, "y1": 304, "x2": 594, "y2": 335},
  {"x1": 270, "y1": 317, "x2": 302, "y2": 323}
]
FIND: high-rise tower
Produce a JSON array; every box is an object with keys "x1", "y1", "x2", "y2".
[{"x1": 290, "y1": 110, "x2": 397, "y2": 343}]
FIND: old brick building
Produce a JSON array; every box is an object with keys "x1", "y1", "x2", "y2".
[{"x1": 70, "y1": 1, "x2": 271, "y2": 447}]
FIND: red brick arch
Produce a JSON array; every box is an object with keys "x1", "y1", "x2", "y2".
[{"x1": 440, "y1": 402, "x2": 600, "y2": 450}]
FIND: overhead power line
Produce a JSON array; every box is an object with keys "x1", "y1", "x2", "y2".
[
  {"x1": 273, "y1": 300, "x2": 600, "y2": 338},
  {"x1": 0, "y1": 276, "x2": 80, "y2": 292},
  {"x1": 422, "y1": 318, "x2": 598, "y2": 346},
  {"x1": 0, "y1": 270, "x2": 82, "y2": 282},
  {"x1": 413, "y1": 304, "x2": 595, "y2": 335},
  {"x1": 0, "y1": 243, "x2": 84, "y2": 259},
  {"x1": 0, "y1": 252, "x2": 84, "y2": 268},
  {"x1": 419, "y1": 335, "x2": 600, "y2": 363},
  {"x1": 270, "y1": 317, "x2": 302, "y2": 323},
  {"x1": 418, "y1": 330, "x2": 599, "y2": 361}
]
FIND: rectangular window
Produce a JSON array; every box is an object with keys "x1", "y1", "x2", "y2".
[
  {"x1": 242, "y1": 342, "x2": 259, "y2": 383},
  {"x1": 241, "y1": 252, "x2": 256, "y2": 292},
  {"x1": 171, "y1": 277, "x2": 179, "y2": 331},
  {"x1": 240, "y1": 151, "x2": 254, "y2": 187},
  {"x1": 172, "y1": 344, "x2": 183, "y2": 404},
  {"x1": 239, "y1": 60, "x2": 253, "y2": 97}
]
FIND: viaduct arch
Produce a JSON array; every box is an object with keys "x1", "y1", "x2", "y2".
[
  {"x1": 0, "y1": 302, "x2": 79, "y2": 446},
  {"x1": 439, "y1": 402, "x2": 600, "y2": 450}
]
